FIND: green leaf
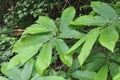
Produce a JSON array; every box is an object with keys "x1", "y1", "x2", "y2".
[
  {"x1": 99, "y1": 27, "x2": 119, "y2": 52},
  {"x1": 36, "y1": 16, "x2": 57, "y2": 33},
  {"x1": 8, "y1": 43, "x2": 42, "y2": 70},
  {"x1": 0, "y1": 76, "x2": 9, "y2": 80},
  {"x1": 112, "y1": 21, "x2": 120, "y2": 30},
  {"x1": 54, "y1": 39, "x2": 72, "y2": 67},
  {"x1": 113, "y1": 73, "x2": 120, "y2": 80},
  {"x1": 109, "y1": 62, "x2": 119, "y2": 77},
  {"x1": 32, "y1": 76, "x2": 66, "y2": 80},
  {"x1": 60, "y1": 7, "x2": 75, "y2": 32},
  {"x1": 70, "y1": 59, "x2": 80, "y2": 72},
  {"x1": 36, "y1": 42, "x2": 52, "y2": 76},
  {"x1": 23, "y1": 24, "x2": 50, "y2": 34},
  {"x1": 13, "y1": 34, "x2": 52, "y2": 52},
  {"x1": 78, "y1": 28, "x2": 99, "y2": 66},
  {"x1": 59, "y1": 7, "x2": 82, "y2": 39},
  {"x1": 110, "y1": 54, "x2": 120, "y2": 63},
  {"x1": 59, "y1": 30, "x2": 83, "y2": 39},
  {"x1": 83, "y1": 58, "x2": 105, "y2": 71},
  {"x1": 8, "y1": 34, "x2": 52, "y2": 69},
  {"x1": 66, "y1": 35, "x2": 87, "y2": 55},
  {"x1": 71, "y1": 15, "x2": 110, "y2": 26},
  {"x1": 1, "y1": 63, "x2": 22, "y2": 80},
  {"x1": 95, "y1": 65, "x2": 108, "y2": 80},
  {"x1": 71, "y1": 70, "x2": 96, "y2": 80},
  {"x1": 22, "y1": 59, "x2": 34, "y2": 80},
  {"x1": 91, "y1": 2, "x2": 118, "y2": 19}
]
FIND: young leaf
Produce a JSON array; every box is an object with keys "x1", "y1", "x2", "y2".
[
  {"x1": 91, "y1": 2, "x2": 118, "y2": 19},
  {"x1": 32, "y1": 76, "x2": 65, "y2": 80},
  {"x1": 36, "y1": 16, "x2": 58, "y2": 32},
  {"x1": 59, "y1": 7, "x2": 82, "y2": 39},
  {"x1": 71, "y1": 70, "x2": 96, "y2": 80},
  {"x1": 99, "y1": 27, "x2": 119, "y2": 52},
  {"x1": 71, "y1": 15, "x2": 110, "y2": 26},
  {"x1": 36, "y1": 42, "x2": 52, "y2": 76},
  {"x1": 1, "y1": 63, "x2": 22, "y2": 80},
  {"x1": 78, "y1": 28, "x2": 99, "y2": 66},
  {"x1": 23, "y1": 24, "x2": 50, "y2": 34},
  {"x1": 54, "y1": 39, "x2": 72, "y2": 67},
  {"x1": 95, "y1": 65, "x2": 108, "y2": 80},
  {"x1": 22, "y1": 59, "x2": 34, "y2": 80}
]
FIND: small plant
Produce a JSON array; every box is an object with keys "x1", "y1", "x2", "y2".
[
  {"x1": 2, "y1": 1, "x2": 120, "y2": 80},
  {"x1": 6, "y1": 6, "x2": 83, "y2": 79}
]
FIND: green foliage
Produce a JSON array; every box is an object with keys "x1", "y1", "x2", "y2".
[
  {"x1": 59, "y1": 7, "x2": 82, "y2": 39},
  {"x1": 91, "y1": 1, "x2": 118, "y2": 19},
  {"x1": 71, "y1": 16, "x2": 110, "y2": 26},
  {"x1": 1, "y1": 59, "x2": 34, "y2": 80},
  {"x1": 95, "y1": 65, "x2": 108, "y2": 80},
  {"x1": 54, "y1": 39, "x2": 72, "y2": 66},
  {"x1": 71, "y1": 70, "x2": 96, "y2": 80},
  {"x1": 68, "y1": 1, "x2": 120, "y2": 66},
  {"x1": 3, "y1": 0, "x2": 61, "y2": 28},
  {"x1": 1, "y1": 1, "x2": 120, "y2": 80},
  {"x1": 78, "y1": 28, "x2": 99, "y2": 66},
  {"x1": 8, "y1": 7, "x2": 81, "y2": 77},
  {"x1": 36, "y1": 42, "x2": 52, "y2": 76},
  {"x1": 99, "y1": 27, "x2": 119, "y2": 52},
  {"x1": 0, "y1": 34, "x2": 15, "y2": 66}
]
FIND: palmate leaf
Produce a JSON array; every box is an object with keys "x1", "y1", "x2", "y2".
[
  {"x1": 36, "y1": 42, "x2": 53, "y2": 76},
  {"x1": 91, "y1": 2, "x2": 118, "y2": 19},
  {"x1": 59, "y1": 7, "x2": 83, "y2": 39},
  {"x1": 95, "y1": 65, "x2": 108, "y2": 80},
  {"x1": 54, "y1": 39, "x2": 72, "y2": 67},
  {"x1": 99, "y1": 27, "x2": 119, "y2": 52},
  {"x1": 71, "y1": 15, "x2": 110, "y2": 26},
  {"x1": 8, "y1": 34, "x2": 52, "y2": 69},
  {"x1": 78, "y1": 28, "x2": 99, "y2": 66},
  {"x1": 67, "y1": 28, "x2": 99, "y2": 56}
]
